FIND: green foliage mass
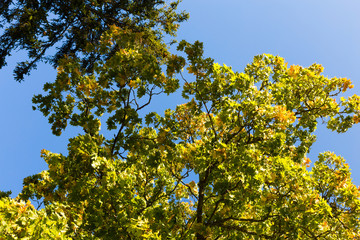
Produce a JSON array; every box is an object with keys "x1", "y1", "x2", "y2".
[{"x1": 1, "y1": 1, "x2": 360, "y2": 239}]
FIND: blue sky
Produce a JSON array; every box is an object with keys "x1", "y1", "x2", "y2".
[{"x1": 1, "y1": 1, "x2": 360, "y2": 197}]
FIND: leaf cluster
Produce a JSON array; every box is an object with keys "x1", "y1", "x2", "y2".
[
  {"x1": 0, "y1": 0, "x2": 188, "y2": 81},
  {"x1": 1, "y1": 1, "x2": 360, "y2": 239}
]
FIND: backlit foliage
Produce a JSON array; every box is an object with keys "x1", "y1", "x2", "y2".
[{"x1": 1, "y1": 1, "x2": 360, "y2": 239}]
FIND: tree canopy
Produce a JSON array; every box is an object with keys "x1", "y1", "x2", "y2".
[
  {"x1": 1, "y1": 1, "x2": 360, "y2": 239},
  {"x1": 0, "y1": 0, "x2": 188, "y2": 81}
]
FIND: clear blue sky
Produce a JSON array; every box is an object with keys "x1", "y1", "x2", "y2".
[{"x1": 1, "y1": 1, "x2": 360, "y2": 197}]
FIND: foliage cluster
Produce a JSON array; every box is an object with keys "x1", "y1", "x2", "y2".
[{"x1": 1, "y1": 1, "x2": 360, "y2": 239}]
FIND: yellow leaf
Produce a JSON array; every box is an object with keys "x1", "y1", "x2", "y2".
[{"x1": 353, "y1": 115, "x2": 360, "y2": 124}]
